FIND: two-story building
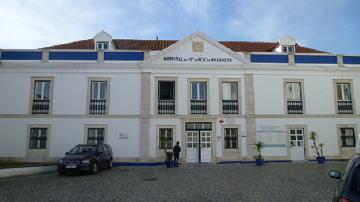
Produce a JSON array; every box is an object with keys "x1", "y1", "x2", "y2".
[{"x1": 0, "y1": 31, "x2": 359, "y2": 163}]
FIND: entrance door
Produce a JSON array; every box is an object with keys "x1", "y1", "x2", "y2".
[
  {"x1": 186, "y1": 131, "x2": 199, "y2": 162},
  {"x1": 200, "y1": 131, "x2": 211, "y2": 162},
  {"x1": 289, "y1": 128, "x2": 305, "y2": 160}
]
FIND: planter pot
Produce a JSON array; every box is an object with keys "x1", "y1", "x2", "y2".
[
  {"x1": 255, "y1": 159, "x2": 264, "y2": 166},
  {"x1": 316, "y1": 156, "x2": 325, "y2": 164},
  {"x1": 165, "y1": 160, "x2": 174, "y2": 168}
]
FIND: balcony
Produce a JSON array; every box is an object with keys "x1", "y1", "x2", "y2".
[
  {"x1": 287, "y1": 100, "x2": 303, "y2": 114},
  {"x1": 223, "y1": 100, "x2": 238, "y2": 114},
  {"x1": 191, "y1": 100, "x2": 207, "y2": 114},
  {"x1": 90, "y1": 99, "x2": 106, "y2": 114},
  {"x1": 158, "y1": 100, "x2": 175, "y2": 114},
  {"x1": 32, "y1": 99, "x2": 50, "y2": 114},
  {"x1": 338, "y1": 100, "x2": 353, "y2": 114}
]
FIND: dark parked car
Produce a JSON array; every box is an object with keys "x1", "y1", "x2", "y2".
[
  {"x1": 57, "y1": 144, "x2": 113, "y2": 175},
  {"x1": 329, "y1": 154, "x2": 360, "y2": 202}
]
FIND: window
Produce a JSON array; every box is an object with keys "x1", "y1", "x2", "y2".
[
  {"x1": 34, "y1": 81, "x2": 50, "y2": 100},
  {"x1": 222, "y1": 82, "x2": 238, "y2": 100},
  {"x1": 222, "y1": 82, "x2": 238, "y2": 114},
  {"x1": 89, "y1": 80, "x2": 108, "y2": 114},
  {"x1": 282, "y1": 45, "x2": 294, "y2": 53},
  {"x1": 32, "y1": 80, "x2": 51, "y2": 114},
  {"x1": 29, "y1": 128, "x2": 47, "y2": 149},
  {"x1": 340, "y1": 128, "x2": 355, "y2": 147},
  {"x1": 96, "y1": 42, "x2": 109, "y2": 50},
  {"x1": 91, "y1": 81, "x2": 107, "y2": 100},
  {"x1": 87, "y1": 128, "x2": 105, "y2": 145},
  {"x1": 285, "y1": 82, "x2": 303, "y2": 114},
  {"x1": 286, "y1": 82, "x2": 301, "y2": 101},
  {"x1": 191, "y1": 82, "x2": 207, "y2": 100},
  {"x1": 224, "y1": 128, "x2": 238, "y2": 149},
  {"x1": 336, "y1": 82, "x2": 353, "y2": 114},
  {"x1": 159, "y1": 81, "x2": 175, "y2": 100},
  {"x1": 190, "y1": 81, "x2": 207, "y2": 114},
  {"x1": 337, "y1": 83, "x2": 351, "y2": 101},
  {"x1": 159, "y1": 128, "x2": 173, "y2": 149},
  {"x1": 158, "y1": 81, "x2": 175, "y2": 114}
]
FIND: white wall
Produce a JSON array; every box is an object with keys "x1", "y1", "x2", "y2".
[
  {"x1": 0, "y1": 73, "x2": 30, "y2": 114},
  {"x1": 0, "y1": 118, "x2": 141, "y2": 158},
  {"x1": 254, "y1": 75, "x2": 284, "y2": 114}
]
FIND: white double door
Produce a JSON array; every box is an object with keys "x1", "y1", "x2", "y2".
[
  {"x1": 289, "y1": 128, "x2": 305, "y2": 160},
  {"x1": 186, "y1": 131, "x2": 211, "y2": 163}
]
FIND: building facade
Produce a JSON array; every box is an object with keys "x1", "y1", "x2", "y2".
[{"x1": 0, "y1": 31, "x2": 360, "y2": 163}]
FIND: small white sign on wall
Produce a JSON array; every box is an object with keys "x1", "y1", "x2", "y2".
[{"x1": 119, "y1": 132, "x2": 129, "y2": 140}]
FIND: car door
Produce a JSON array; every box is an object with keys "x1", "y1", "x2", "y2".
[{"x1": 97, "y1": 145, "x2": 106, "y2": 168}]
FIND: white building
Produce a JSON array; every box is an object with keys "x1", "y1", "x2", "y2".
[{"x1": 0, "y1": 31, "x2": 359, "y2": 163}]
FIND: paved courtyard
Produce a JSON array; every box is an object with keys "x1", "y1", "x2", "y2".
[{"x1": 0, "y1": 161, "x2": 347, "y2": 202}]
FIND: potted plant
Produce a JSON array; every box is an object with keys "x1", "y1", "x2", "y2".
[
  {"x1": 254, "y1": 141, "x2": 265, "y2": 166},
  {"x1": 163, "y1": 149, "x2": 173, "y2": 168},
  {"x1": 309, "y1": 131, "x2": 325, "y2": 164}
]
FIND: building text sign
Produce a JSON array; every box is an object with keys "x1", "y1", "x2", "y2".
[{"x1": 163, "y1": 56, "x2": 232, "y2": 62}]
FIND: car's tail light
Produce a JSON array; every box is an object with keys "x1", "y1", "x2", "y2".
[{"x1": 339, "y1": 197, "x2": 351, "y2": 202}]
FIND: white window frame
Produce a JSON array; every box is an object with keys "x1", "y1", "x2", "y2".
[
  {"x1": 34, "y1": 81, "x2": 51, "y2": 100},
  {"x1": 91, "y1": 81, "x2": 107, "y2": 100},
  {"x1": 282, "y1": 45, "x2": 295, "y2": 53},
  {"x1": 29, "y1": 77, "x2": 54, "y2": 115},
  {"x1": 285, "y1": 82, "x2": 302, "y2": 101},
  {"x1": 96, "y1": 41, "x2": 109, "y2": 50},
  {"x1": 191, "y1": 81, "x2": 207, "y2": 100},
  {"x1": 84, "y1": 125, "x2": 107, "y2": 145},
  {"x1": 87, "y1": 78, "x2": 111, "y2": 115},
  {"x1": 159, "y1": 128, "x2": 173, "y2": 149},
  {"x1": 336, "y1": 83, "x2": 352, "y2": 101},
  {"x1": 222, "y1": 82, "x2": 238, "y2": 101},
  {"x1": 29, "y1": 128, "x2": 48, "y2": 149},
  {"x1": 224, "y1": 128, "x2": 238, "y2": 149}
]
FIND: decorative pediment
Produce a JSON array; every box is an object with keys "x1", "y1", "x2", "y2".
[{"x1": 143, "y1": 32, "x2": 248, "y2": 65}]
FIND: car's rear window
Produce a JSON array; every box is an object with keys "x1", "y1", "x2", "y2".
[{"x1": 68, "y1": 145, "x2": 97, "y2": 155}]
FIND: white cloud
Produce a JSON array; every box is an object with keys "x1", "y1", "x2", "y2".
[
  {"x1": 178, "y1": 0, "x2": 211, "y2": 20},
  {"x1": 0, "y1": 0, "x2": 126, "y2": 48},
  {"x1": 227, "y1": 0, "x2": 289, "y2": 42}
]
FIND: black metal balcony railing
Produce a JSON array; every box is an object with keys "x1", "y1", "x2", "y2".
[
  {"x1": 191, "y1": 100, "x2": 207, "y2": 114},
  {"x1": 158, "y1": 100, "x2": 175, "y2": 114},
  {"x1": 287, "y1": 100, "x2": 303, "y2": 114},
  {"x1": 338, "y1": 100, "x2": 353, "y2": 114},
  {"x1": 90, "y1": 99, "x2": 106, "y2": 114},
  {"x1": 32, "y1": 99, "x2": 50, "y2": 114},
  {"x1": 223, "y1": 100, "x2": 238, "y2": 114}
]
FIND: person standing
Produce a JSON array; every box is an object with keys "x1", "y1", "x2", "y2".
[{"x1": 173, "y1": 141, "x2": 181, "y2": 167}]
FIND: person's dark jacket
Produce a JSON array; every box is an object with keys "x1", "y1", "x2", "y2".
[{"x1": 173, "y1": 145, "x2": 181, "y2": 156}]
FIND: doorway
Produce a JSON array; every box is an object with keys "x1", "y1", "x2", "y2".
[
  {"x1": 288, "y1": 128, "x2": 305, "y2": 160},
  {"x1": 185, "y1": 122, "x2": 212, "y2": 163}
]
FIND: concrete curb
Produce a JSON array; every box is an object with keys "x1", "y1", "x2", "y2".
[{"x1": 0, "y1": 165, "x2": 57, "y2": 178}]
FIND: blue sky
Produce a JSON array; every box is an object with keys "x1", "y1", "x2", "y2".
[{"x1": 0, "y1": 0, "x2": 359, "y2": 54}]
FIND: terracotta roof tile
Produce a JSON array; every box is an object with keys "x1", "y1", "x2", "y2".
[
  {"x1": 46, "y1": 39, "x2": 94, "y2": 49},
  {"x1": 46, "y1": 38, "x2": 326, "y2": 53}
]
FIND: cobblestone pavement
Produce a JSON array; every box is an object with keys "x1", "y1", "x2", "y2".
[{"x1": 0, "y1": 161, "x2": 347, "y2": 202}]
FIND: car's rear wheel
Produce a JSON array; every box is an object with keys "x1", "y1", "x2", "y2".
[
  {"x1": 107, "y1": 159, "x2": 113, "y2": 169},
  {"x1": 90, "y1": 163, "x2": 98, "y2": 175}
]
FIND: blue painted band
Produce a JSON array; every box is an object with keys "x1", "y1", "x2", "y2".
[
  {"x1": 343, "y1": 56, "x2": 360, "y2": 64},
  {"x1": 1, "y1": 51, "x2": 42, "y2": 60},
  {"x1": 263, "y1": 144, "x2": 287, "y2": 148},
  {"x1": 250, "y1": 54, "x2": 288, "y2": 63},
  {"x1": 104, "y1": 52, "x2": 144, "y2": 61},
  {"x1": 49, "y1": 51, "x2": 98, "y2": 60},
  {"x1": 113, "y1": 162, "x2": 165, "y2": 166},
  {"x1": 217, "y1": 160, "x2": 292, "y2": 164},
  {"x1": 295, "y1": 55, "x2": 337, "y2": 64}
]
